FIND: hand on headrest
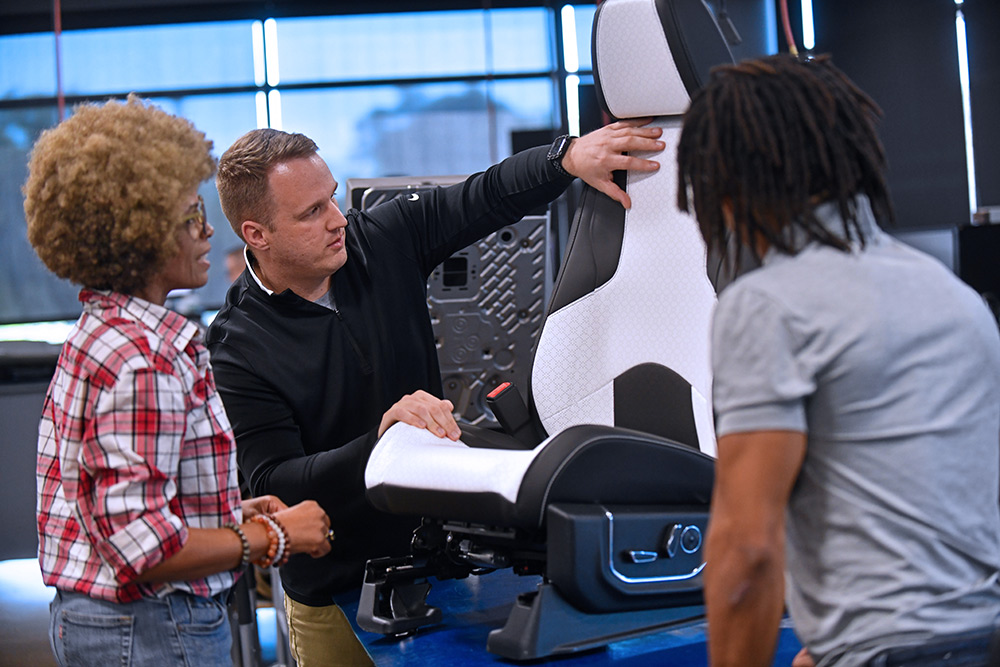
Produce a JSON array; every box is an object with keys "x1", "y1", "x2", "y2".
[{"x1": 561, "y1": 118, "x2": 665, "y2": 209}]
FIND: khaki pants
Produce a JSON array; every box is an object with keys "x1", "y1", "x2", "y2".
[{"x1": 283, "y1": 596, "x2": 374, "y2": 666}]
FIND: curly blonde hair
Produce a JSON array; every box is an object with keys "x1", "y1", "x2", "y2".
[{"x1": 23, "y1": 95, "x2": 216, "y2": 294}]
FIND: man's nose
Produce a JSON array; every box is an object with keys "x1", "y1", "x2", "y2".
[{"x1": 328, "y1": 205, "x2": 348, "y2": 230}]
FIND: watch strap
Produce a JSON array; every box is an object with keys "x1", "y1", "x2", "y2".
[{"x1": 547, "y1": 134, "x2": 576, "y2": 177}]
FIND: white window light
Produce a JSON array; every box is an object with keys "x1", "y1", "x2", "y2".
[
  {"x1": 251, "y1": 20, "x2": 265, "y2": 87},
  {"x1": 268, "y1": 89, "x2": 283, "y2": 130},
  {"x1": 561, "y1": 5, "x2": 579, "y2": 73},
  {"x1": 264, "y1": 18, "x2": 280, "y2": 87},
  {"x1": 255, "y1": 90, "x2": 268, "y2": 129},
  {"x1": 566, "y1": 74, "x2": 581, "y2": 138},
  {"x1": 955, "y1": 0, "x2": 977, "y2": 218},
  {"x1": 801, "y1": 0, "x2": 815, "y2": 50}
]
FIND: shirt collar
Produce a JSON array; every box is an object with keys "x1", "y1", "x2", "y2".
[
  {"x1": 81, "y1": 289, "x2": 202, "y2": 352},
  {"x1": 244, "y1": 247, "x2": 275, "y2": 296},
  {"x1": 764, "y1": 194, "x2": 885, "y2": 265}
]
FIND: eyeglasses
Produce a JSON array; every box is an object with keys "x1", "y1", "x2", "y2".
[{"x1": 181, "y1": 195, "x2": 212, "y2": 240}]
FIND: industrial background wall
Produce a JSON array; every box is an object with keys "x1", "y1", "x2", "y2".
[
  {"x1": 0, "y1": 342, "x2": 60, "y2": 561},
  {"x1": 1, "y1": 0, "x2": 997, "y2": 568}
]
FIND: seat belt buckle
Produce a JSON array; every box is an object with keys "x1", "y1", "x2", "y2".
[{"x1": 486, "y1": 382, "x2": 543, "y2": 447}]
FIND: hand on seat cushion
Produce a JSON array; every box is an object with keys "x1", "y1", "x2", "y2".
[{"x1": 378, "y1": 390, "x2": 462, "y2": 441}]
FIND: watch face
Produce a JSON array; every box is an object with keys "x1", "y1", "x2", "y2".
[{"x1": 549, "y1": 135, "x2": 571, "y2": 161}]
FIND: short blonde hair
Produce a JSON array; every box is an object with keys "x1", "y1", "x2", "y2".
[
  {"x1": 23, "y1": 95, "x2": 215, "y2": 295},
  {"x1": 216, "y1": 128, "x2": 318, "y2": 239}
]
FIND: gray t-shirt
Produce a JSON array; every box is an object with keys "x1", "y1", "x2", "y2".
[
  {"x1": 314, "y1": 288, "x2": 336, "y2": 312},
  {"x1": 712, "y1": 197, "x2": 1000, "y2": 665}
]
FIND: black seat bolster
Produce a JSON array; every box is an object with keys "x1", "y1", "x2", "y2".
[
  {"x1": 513, "y1": 424, "x2": 715, "y2": 528},
  {"x1": 546, "y1": 185, "x2": 626, "y2": 315},
  {"x1": 367, "y1": 483, "x2": 527, "y2": 528}
]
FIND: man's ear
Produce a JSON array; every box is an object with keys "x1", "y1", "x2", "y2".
[{"x1": 242, "y1": 220, "x2": 269, "y2": 251}]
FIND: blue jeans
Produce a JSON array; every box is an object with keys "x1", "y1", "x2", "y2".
[{"x1": 49, "y1": 589, "x2": 233, "y2": 667}]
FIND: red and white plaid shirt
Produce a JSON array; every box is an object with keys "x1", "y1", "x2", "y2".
[{"x1": 37, "y1": 290, "x2": 243, "y2": 602}]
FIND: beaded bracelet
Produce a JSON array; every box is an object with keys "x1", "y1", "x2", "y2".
[
  {"x1": 224, "y1": 523, "x2": 251, "y2": 568},
  {"x1": 250, "y1": 514, "x2": 280, "y2": 568},
  {"x1": 267, "y1": 514, "x2": 291, "y2": 567},
  {"x1": 260, "y1": 515, "x2": 285, "y2": 567}
]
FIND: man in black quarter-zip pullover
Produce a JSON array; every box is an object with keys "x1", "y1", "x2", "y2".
[{"x1": 206, "y1": 121, "x2": 663, "y2": 665}]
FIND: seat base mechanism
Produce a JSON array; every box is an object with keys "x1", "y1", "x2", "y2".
[
  {"x1": 487, "y1": 581, "x2": 704, "y2": 661},
  {"x1": 356, "y1": 556, "x2": 444, "y2": 636}
]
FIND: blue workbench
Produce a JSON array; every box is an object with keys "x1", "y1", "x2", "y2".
[{"x1": 337, "y1": 569, "x2": 802, "y2": 666}]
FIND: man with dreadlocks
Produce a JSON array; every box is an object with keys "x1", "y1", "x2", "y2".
[{"x1": 678, "y1": 54, "x2": 1000, "y2": 666}]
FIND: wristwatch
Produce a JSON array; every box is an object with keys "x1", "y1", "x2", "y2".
[{"x1": 547, "y1": 134, "x2": 576, "y2": 177}]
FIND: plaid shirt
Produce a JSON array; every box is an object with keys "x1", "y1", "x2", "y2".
[{"x1": 37, "y1": 290, "x2": 242, "y2": 602}]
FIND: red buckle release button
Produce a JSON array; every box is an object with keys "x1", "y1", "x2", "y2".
[{"x1": 487, "y1": 382, "x2": 511, "y2": 399}]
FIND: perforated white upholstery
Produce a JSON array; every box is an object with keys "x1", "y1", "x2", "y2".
[
  {"x1": 366, "y1": 423, "x2": 547, "y2": 504},
  {"x1": 595, "y1": 0, "x2": 691, "y2": 119},
  {"x1": 531, "y1": 121, "x2": 716, "y2": 456}
]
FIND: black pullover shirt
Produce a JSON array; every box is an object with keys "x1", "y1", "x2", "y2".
[{"x1": 206, "y1": 146, "x2": 572, "y2": 605}]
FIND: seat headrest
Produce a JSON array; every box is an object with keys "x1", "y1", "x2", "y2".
[{"x1": 592, "y1": 0, "x2": 734, "y2": 119}]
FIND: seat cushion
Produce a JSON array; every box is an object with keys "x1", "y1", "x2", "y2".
[{"x1": 365, "y1": 422, "x2": 714, "y2": 529}]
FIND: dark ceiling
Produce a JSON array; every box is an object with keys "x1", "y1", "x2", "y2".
[{"x1": 1, "y1": 0, "x2": 552, "y2": 35}]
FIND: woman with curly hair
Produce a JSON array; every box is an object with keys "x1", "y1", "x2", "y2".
[{"x1": 24, "y1": 96, "x2": 334, "y2": 666}]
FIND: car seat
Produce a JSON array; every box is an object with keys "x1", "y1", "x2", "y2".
[{"x1": 357, "y1": 0, "x2": 734, "y2": 659}]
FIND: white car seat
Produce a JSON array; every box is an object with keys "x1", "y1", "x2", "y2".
[{"x1": 358, "y1": 0, "x2": 734, "y2": 659}]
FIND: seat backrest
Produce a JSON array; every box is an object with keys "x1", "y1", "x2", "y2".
[{"x1": 529, "y1": 0, "x2": 734, "y2": 457}]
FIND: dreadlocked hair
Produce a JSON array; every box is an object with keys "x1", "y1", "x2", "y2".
[{"x1": 677, "y1": 53, "x2": 894, "y2": 267}]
